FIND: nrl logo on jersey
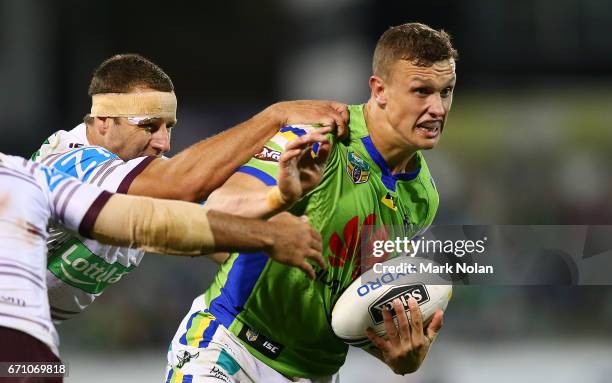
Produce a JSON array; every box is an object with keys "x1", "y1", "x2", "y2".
[
  {"x1": 346, "y1": 152, "x2": 370, "y2": 184},
  {"x1": 254, "y1": 146, "x2": 281, "y2": 162}
]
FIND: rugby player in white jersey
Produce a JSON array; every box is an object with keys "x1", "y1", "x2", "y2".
[
  {"x1": 32, "y1": 54, "x2": 346, "y2": 321},
  {"x1": 0, "y1": 152, "x2": 324, "y2": 380}
]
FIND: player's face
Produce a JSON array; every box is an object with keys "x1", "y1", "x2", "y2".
[
  {"x1": 106, "y1": 117, "x2": 174, "y2": 160},
  {"x1": 383, "y1": 59, "x2": 456, "y2": 150},
  {"x1": 103, "y1": 86, "x2": 175, "y2": 160}
]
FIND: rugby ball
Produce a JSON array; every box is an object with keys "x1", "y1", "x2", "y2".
[{"x1": 331, "y1": 256, "x2": 452, "y2": 347}]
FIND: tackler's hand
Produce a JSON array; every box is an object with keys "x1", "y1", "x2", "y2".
[
  {"x1": 266, "y1": 213, "x2": 325, "y2": 279},
  {"x1": 269, "y1": 100, "x2": 349, "y2": 139}
]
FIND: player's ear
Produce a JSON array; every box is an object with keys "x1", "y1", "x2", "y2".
[{"x1": 369, "y1": 75, "x2": 387, "y2": 106}]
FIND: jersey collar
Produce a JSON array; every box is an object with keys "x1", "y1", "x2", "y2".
[
  {"x1": 72, "y1": 123, "x2": 91, "y2": 146},
  {"x1": 360, "y1": 136, "x2": 420, "y2": 192}
]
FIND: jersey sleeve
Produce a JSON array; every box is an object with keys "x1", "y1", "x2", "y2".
[
  {"x1": 40, "y1": 146, "x2": 155, "y2": 193},
  {"x1": 31, "y1": 161, "x2": 112, "y2": 238},
  {"x1": 236, "y1": 125, "x2": 333, "y2": 185}
]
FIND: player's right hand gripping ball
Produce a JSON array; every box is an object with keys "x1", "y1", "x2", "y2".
[{"x1": 331, "y1": 257, "x2": 452, "y2": 347}]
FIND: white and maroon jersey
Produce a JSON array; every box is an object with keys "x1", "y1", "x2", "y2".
[
  {"x1": 31, "y1": 123, "x2": 90, "y2": 162},
  {"x1": 0, "y1": 153, "x2": 112, "y2": 356},
  {"x1": 33, "y1": 124, "x2": 155, "y2": 321}
]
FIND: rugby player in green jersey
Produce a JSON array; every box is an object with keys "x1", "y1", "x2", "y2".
[{"x1": 166, "y1": 22, "x2": 457, "y2": 382}]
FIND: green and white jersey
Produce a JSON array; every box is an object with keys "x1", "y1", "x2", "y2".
[
  {"x1": 189, "y1": 105, "x2": 439, "y2": 378},
  {"x1": 32, "y1": 124, "x2": 155, "y2": 321}
]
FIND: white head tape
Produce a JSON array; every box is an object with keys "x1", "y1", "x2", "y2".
[{"x1": 90, "y1": 92, "x2": 177, "y2": 124}]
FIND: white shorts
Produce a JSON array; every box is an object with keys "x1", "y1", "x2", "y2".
[{"x1": 165, "y1": 294, "x2": 339, "y2": 383}]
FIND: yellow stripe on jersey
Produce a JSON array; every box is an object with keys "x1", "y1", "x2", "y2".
[
  {"x1": 187, "y1": 311, "x2": 216, "y2": 348},
  {"x1": 279, "y1": 130, "x2": 300, "y2": 142},
  {"x1": 171, "y1": 369, "x2": 183, "y2": 383},
  {"x1": 271, "y1": 125, "x2": 314, "y2": 150}
]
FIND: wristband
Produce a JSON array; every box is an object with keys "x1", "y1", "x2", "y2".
[{"x1": 266, "y1": 186, "x2": 289, "y2": 210}]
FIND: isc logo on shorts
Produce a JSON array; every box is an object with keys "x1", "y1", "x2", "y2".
[{"x1": 237, "y1": 325, "x2": 284, "y2": 360}]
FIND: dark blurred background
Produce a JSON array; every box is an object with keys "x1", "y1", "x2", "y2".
[{"x1": 2, "y1": 1, "x2": 612, "y2": 382}]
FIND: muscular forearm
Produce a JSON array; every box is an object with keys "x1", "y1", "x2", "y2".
[
  {"x1": 205, "y1": 129, "x2": 333, "y2": 219},
  {"x1": 128, "y1": 106, "x2": 283, "y2": 201},
  {"x1": 91, "y1": 194, "x2": 214, "y2": 255},
  {"x1": 206, "y1": 210, "x2": 277, "y2": 253},
  {"x1": 89, "y1": 193, "x2": 280, "y2": 256},
  {"x1": 206, "y1": 183, "x2": 288, "y2": 219}
]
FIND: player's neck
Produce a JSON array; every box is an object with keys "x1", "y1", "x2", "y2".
[{"x1": 364, "y1": 101, "x2": 418, "y2": 174}]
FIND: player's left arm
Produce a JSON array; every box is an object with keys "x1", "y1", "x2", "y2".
[
  {"x1": 40, "y1": 164, "x2": 324, "y2": 276},
  {"x1": 88, "y1": 194, "x2": 324, "y2": 272},
  {"x1": 202, "y1": 128, "x2": 333, "y2": 263},
  {"x1": 364, "y1": 297, "x2": 444, "y2": 375},
  {"x1": 128, "y1": 101, "x2": 347, "y2": 202},
  {"x1": 205, "y1": 128, "x2": 333, "y2": 219}
]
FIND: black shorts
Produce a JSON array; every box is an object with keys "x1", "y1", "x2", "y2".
[{"x1": 0, "y1": 327, "x2": 62, "y2": 383}]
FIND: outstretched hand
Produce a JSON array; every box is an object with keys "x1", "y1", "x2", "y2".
[{"x1": 267, "y1": 213, "x2": 325, "y2": 279}]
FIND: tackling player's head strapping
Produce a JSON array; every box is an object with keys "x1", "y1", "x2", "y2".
[{"x1": 84, "y1": 54, "x2": 177, "y2": 160}]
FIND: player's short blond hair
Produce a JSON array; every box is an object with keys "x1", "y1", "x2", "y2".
[{"x1": 373, "y1": 23, "x2": 458, "y2": 80}]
